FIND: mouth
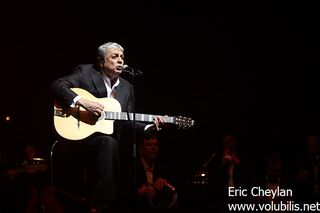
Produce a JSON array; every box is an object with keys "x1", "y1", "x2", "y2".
[{"x1": 116, "y1": 66, "x2": 123, "y2": 71}]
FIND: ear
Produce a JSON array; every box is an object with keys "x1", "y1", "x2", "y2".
[{"x1": 97, "y1": 56, "x2": 104, "y2": 65}]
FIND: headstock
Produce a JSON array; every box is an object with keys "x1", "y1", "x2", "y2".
[{"x1": 174, "y1": 116, "x2": 195, "y2": 129}]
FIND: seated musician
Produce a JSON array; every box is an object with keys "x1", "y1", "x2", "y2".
[{"x1": 2, "y1": 144, "x2": 63, "y2": 213}]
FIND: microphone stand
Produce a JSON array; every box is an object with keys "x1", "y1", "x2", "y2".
[
  {"x1": 123, "y1": 68, "x2": 141, "y2": 206},
  {"x1": 132, "y1": 75, "x2": 137, "y2": 206}
]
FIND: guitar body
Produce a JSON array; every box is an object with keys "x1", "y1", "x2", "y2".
[{"x1": 54, "y1": 88, "x2": 122, "y2": 141}]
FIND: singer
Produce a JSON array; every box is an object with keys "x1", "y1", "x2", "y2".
[{"x1": 50, "y1": 42, "x2": 167, "y2": 212}]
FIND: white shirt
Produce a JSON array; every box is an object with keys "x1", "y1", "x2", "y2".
[
  {"x1": 71, "y1": 71, "x2": 119, "y2": 106},
  {"x1": 101, "y1": 72, "x2": 119, "y2": 98}
]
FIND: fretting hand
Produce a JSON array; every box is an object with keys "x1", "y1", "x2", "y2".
[{"x1": 152, "y1": 116, "x2": 166, "y2": 131}]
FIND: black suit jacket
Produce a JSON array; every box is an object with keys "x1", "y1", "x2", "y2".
[
  {"x1": 118, "y1": 158, "x2": 171, "y2": 208},
  {"x1": 51, "y1": 64, "x2": 147, "y2": 139}
]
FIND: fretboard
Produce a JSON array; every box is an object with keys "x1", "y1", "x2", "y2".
[{"x1": 103, "y1": 111, "x2": 174, "y2": 124}]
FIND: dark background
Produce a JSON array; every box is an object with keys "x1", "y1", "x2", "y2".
[{"x1": 1, "y1": 0, "x2": 320, "y2": 195}]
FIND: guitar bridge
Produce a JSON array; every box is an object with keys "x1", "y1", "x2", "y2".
[{"x1": 54, "y1": 108, "x2": 67, "y2": 117}]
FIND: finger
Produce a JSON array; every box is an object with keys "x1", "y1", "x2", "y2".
[
  {"x1": 154, "y1": 117, "x2": 159, "y2": 125},
  {"x1": 156, "y1": 124, "x2": 161, "y2": 131},
  {"x1": 159, "y1": 117, "x2": 166, "y2": 123}
]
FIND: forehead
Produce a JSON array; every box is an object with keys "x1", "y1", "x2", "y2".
[{"x1": 106, "y1": 48, "x2": 124, "y2": 56}]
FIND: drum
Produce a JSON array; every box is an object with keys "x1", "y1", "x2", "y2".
[{"x1": 148, "y1": 183, "x2": 178, "y2": 208}]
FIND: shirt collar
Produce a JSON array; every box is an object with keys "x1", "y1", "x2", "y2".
[{"x1": 101, "y1": 71, "x2": 120, "y2": 89}]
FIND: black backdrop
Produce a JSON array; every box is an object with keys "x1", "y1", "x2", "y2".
[{"x1": 1, "y1": 0, "x2": 320, "y2": 197}]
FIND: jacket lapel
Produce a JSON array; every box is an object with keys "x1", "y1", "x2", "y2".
[
  {"x1": 91, "y1": 69, "x2": 108, "y2": 98},
  {"x1": 115, "y1": 79, "x2": 125, "y2": 105}
]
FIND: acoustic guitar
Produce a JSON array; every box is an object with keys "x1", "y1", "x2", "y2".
[{"x1": 53, "y1": 88, "x2": 195, "y2": 141}]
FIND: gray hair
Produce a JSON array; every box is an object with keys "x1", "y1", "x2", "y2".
[{"x1": 97, "y1": 42, "x2": 124, "y2": 59}]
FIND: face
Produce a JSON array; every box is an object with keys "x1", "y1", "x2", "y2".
[
  {"x1": 100, "y1": 48, "x2": 124, "y2": 79},
  {"x1": 140, "y1": 138, "x2": 159, "y2": 160}
]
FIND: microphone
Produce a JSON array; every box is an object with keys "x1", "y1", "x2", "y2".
[
  {"x1": 202, "y1": 152, "x2": 216, "y2": 168},
  {"x1": 122, "y1": 64, "x2": 143, "y2": 76}
]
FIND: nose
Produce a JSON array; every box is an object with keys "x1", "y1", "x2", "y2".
[{"x1": 118, "y1": 58, "x2": 124, "y2": 64}]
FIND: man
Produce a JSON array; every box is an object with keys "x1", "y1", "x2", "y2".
[
  {"x1": 136, "y1": 135, "x2": 177, "y2": 208},
  {"x1": 1, "y1": 145, "x2": 63, "y2": 213},
  {"x1": 118, "y1": 133, "x2": 178, "y2": 208},
  {"x1": 51, "y1": 42, "x2": 166, "y2": 212}
]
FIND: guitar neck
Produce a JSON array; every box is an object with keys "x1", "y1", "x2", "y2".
[{"x1": 104, "y1": 111, "x2": 174, "y2": 123}]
